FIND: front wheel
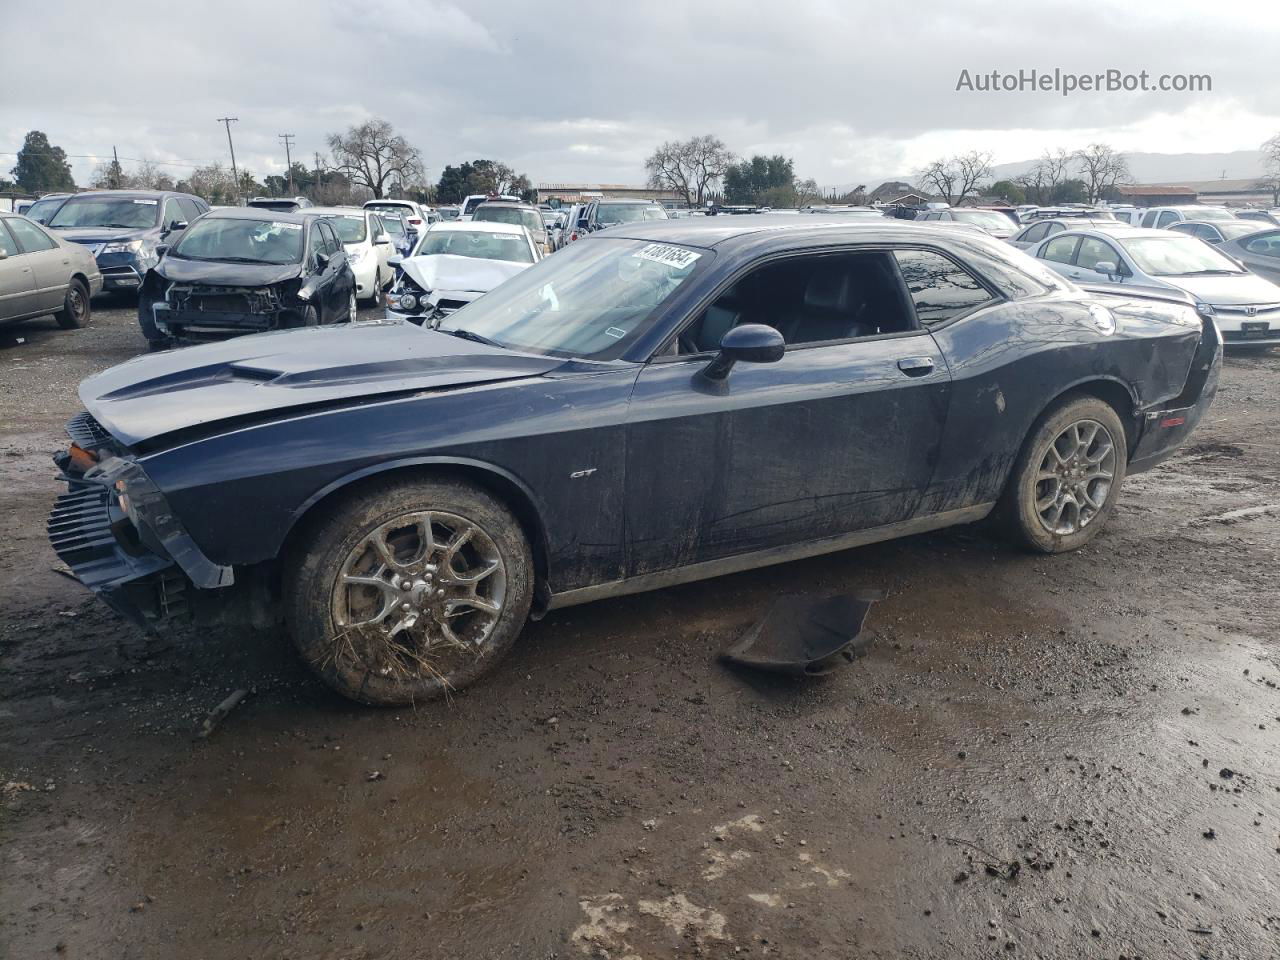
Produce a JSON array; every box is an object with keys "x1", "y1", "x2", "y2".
[
  {"x1": 345, "y1": 289, "x2": 358, "y2": 322},
  {"x1": 285, "y1": 477, "x2": 534, "y2": 705},
  {"x1": 55, "y1": 278, "x2": 90, "y2": 329},
  {"x1": 999, "y1": 396, "x2": 1128, "y2": 553}
]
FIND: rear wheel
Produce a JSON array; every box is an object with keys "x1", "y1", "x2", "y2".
[
  {"x1": 346, "y1": 289, "x2": 358, "y2": 322},
  {"x1": 55, "y1": 278, "x2": 90, "y2": 330},
  {"x1": 370, "y1": 269, "x2": 384, "y2": 307},
  {"x1": 999, "y1": 396, "x2": 1127, "y2": 553},
  {"x1": 285, "y1": 477, "x2": 533, "y2": 705}
]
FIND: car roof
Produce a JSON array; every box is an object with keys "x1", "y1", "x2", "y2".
[
  {"x1": 594, "y1": 214, "x2": 1030, "y2": 250},
  {"x1": 303, "y1": 206, "x2": 369, "y2": 216},
  {"x1": 203, "y1": 207, "x2": 310, "y2": 224},
  {"x1": 475, "y1": 201, "x2": 537, "y2": 210},
  {"x1": 593, "y1": 197, "x2": 665, "y2": 204},
  {"x1": 364, "y1": 199, "x2": 416, "y2": 206},
  {"x1": 428, "y1": 221, "x2": 527, "y2": 235},
  {"x1": 1049, "y1": 226, "x2": 1172, "y2": 240},
  {"x1": 62, "y1": 189, "x2": 190, "y2": 200}
]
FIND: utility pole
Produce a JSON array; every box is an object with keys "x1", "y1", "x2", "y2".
[
  {"x1": 279, "y1": 133, "x2": 296, "y2": 194},
  {"x1": 314, "y1": 152, "x2": 323, "y2": 201},
  {"x1": 112, "y1": 145, "x2": 120, "y2": 189},
  {"x1": 216, "y1": 117, "x2": 240, "y2": 204}
]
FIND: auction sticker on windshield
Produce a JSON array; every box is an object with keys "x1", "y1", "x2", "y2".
[
  {"x1": 132, "y1": 199, "x2": 158, "y2": 204},
  {"x1": 635, "y1": 243, "x2": 701, "y2": 270},
  {"x1": 272, "y1": 222, "x2": 303, "y2": 231}
]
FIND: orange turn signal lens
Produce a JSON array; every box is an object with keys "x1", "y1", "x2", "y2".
[{"x1": 68, "y1": 444, "x2": 99, "y2": 471}]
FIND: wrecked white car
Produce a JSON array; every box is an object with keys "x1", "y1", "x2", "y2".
[{"x1": 385, "y1": 221, "x2": 540, "y2": 325}]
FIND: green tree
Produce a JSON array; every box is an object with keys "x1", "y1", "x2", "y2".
[
  {"x1": 1051, "y1": 178, "x2": 1088, "y2": 204},
  {"x1": 435, "y1": 159, "x2": 533, "y2": 203},
  {"x1": 11, "y1": 131, "x2": 76, "y2": 193},
  {"x1": 989, "y1": 179, "x2": 1026, "y2": 204},
  {"x1": 724, "y1": 154, "x2": 794, "y2": 205}
]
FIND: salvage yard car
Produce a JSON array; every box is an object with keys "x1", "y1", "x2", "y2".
[
  {"x1": 48, "y1": 217, "x2": 1220, "y2": 706},
  {"x1": 46, "y1": 189, "x2": 209, "y2": 294},
  {"x1": 1030, "y1": 226, "x2": 1280, "y2": 347},
  {"x1": 136, "y1": 207, "x2": 357, "y2": 348},
  {"x1": 0, "y1": 212, "x2": 102, "y2": 329},
  {"x1": 307, "y1": 206, "x2": 396, "y2": 304},
  {"x1": 385, "y1": 221, "x2": 540, "y2": 324}
]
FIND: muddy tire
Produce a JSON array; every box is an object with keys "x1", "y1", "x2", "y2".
[
  {"x1": 284, "y1": 477, "x2": 533, "y2": 706},
  {"x1": 999, "y1": 396, "x2": 1128, "y2": 554},
  {"x1": 55, "y1": 278, "x2": 90, "y2": 330}
]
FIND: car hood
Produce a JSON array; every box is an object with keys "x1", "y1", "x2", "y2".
[
  {"x1": 53, "y1": 226, "x2": 151, "y2": 245},
  {"x1": 153, "y1": 256, "x2": 304, "y2": 287},
  {"x1": 401, "y1": 254, "x2": 528, "y2": 293},
  {"x1": 1164, "y1": 272, "x2": 1280, "y2": 305},
  {"x1": 81, "y1": 320, "x2": 564, "y2": 447}
]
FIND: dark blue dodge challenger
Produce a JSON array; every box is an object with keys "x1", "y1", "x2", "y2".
[{"x1": 49, "y1": 217, "x2": 1221, "y2": 705}]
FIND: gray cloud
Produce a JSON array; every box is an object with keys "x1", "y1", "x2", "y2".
[{"x1": 3, "y1": 0, "x2": 1277, "y2": 190}]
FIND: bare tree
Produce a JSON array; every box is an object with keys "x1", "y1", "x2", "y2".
[
  {"x1": 1260, "y1": 132, "x2": 1280, "y2": 205},
  {"x1": 645, "y1": 135, "x2": 733, "y2": 208},
  {"x1": 793, "y1": 177, "x2": 822, "y2": 207},
  {"x1": 327, "y1": 119, "x2": 425, "y2": 200},
  {"x1": 916, "y1": 151, "x2": 992, "y2": 206},
  {"x1": 1074, "y1": 143, "x2": 1131, "y2": 204},
  {"x1": 1016, "y1": 147, "x2": 1073, "y2": 204}
]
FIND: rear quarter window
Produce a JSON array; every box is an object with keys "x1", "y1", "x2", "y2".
[{"x1": 893, "y1": 249, "x2": 994, "y2": 328}]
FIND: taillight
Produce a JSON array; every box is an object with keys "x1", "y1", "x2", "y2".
[{"x1": 409, "y1": 218, "x2": 422, "y2": 226}]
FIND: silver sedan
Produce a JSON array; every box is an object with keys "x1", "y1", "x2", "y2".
[
  {"x1": 1029, "y1": 225, "x2": 1280, "y2": 347},
  {"x1": 0, "y1": 212, "x2": 103, "y2": 330}
]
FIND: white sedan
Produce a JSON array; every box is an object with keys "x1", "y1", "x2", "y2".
[
  {"x1": 386, "y1": 221, "x2": 540, "y2": 325},
  {"x1": 308, "y1": 206, "x2": 396, "y2": 303}
]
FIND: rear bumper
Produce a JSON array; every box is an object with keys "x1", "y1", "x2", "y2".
[{"x1": 1129, "y1": 318, "x2": 1223, "y2": 473}]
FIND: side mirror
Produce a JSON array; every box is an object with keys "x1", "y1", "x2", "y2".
[
  {"x1": 155, "y1": 244, "x2": 170, "y2": 259},
  {"x1": 387, "y1": 255, "x2": 403, "y2": 270},
  {"x1": 169, "y1": 220, "x2": 188, "y2": 232},
  {"x1": 375, "y1": 233, "x2": 391, "y2": 245},
  {"x1": 701, "y1": 324, "x2": 786, "y2": 381},
  {"x1": 1094, "y1": 260, "x2": 1119, "y2": 278},
  {"x1": 315, "y1": 252, "x2": 330, "y2": 270}
]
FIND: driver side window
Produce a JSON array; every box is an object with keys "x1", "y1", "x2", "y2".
[
  {"x1": 672, "y1": 251, "x2": 920, "y2": 355},
  {"x1": 308, "y1": 224, "x2": 328, "y2": 264}
]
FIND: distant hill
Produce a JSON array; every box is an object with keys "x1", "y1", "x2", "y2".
[
  {"x1": 992, "y1": 150, "x2": 1264, "y2": 185},
  {"x1": 835, "y1": 149, "x2": 1267, "y2": 195}
]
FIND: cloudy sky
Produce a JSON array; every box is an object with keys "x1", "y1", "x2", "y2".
[{"x1": 3, "y1": 0, "x2": 1277, "y2": 190}]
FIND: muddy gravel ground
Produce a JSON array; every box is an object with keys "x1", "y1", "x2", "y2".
[{"x1": 2, "y1": 303, "x2": 1279, "y2": 960}]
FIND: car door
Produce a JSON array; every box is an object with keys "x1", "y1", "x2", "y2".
[
  {"x1": 1070, "y1": 235, "x2": 1128, "y2": 285},
  {"x1": 1034, "y1": 234, "x2": 1080, "y2": 280},
  {"x1": 5, "y1": 216, "x2": 69, "y2": 311},
  {"x1": 623, "y1": 246, "x2": 952, "y2": 577},
  {"x1": 367, "y1": 213, "x2": 391, "y2": 279},
  {"x1": 1013, "y1": 222, "x2": 1049, "y2": 249},
  {"x1": 0, "y1": 220, "x2": 39, "y2": 321}
]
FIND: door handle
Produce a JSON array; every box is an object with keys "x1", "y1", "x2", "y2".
[{"x1": 897, "y1": 357, "x2": 934, "y2": 377}]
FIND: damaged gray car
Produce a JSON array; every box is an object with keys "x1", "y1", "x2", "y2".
[{"x1": 137, "y1": 208, "x2": 359, "y2": 349}]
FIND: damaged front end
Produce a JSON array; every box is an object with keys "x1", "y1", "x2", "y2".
[
  {"x1": 144, "y1": 276, "x2": 305, "y2": 345},
  {"x1": 385, "y1": 273, "x2": 479, "y2": 326},
  {"x1": 47, "y1": 412, "x2": 234, "y2": 627}
]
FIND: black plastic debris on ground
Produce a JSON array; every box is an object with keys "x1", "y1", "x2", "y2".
[{"x1": 720, "y1": 592, "x2": 880, "y2": 676}]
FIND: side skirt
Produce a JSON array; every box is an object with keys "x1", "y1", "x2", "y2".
[{"x1": 546, "y1": 502, "x2": 995, "y2": 611}]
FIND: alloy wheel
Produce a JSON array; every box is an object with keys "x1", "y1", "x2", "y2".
[
  {"x1": 1034, "y1": 419, "x2": 1116, "y2": 535},
  {"x1": 329, "y1": 511, "x2": 507, "y2": 682}
]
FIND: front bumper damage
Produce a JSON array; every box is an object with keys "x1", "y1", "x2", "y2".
[
  {"x1": 151, "y1": 283, "x2": 294, "y2": 344},
  {"x1": 47, "y1": 413, "x2": 233, "y2": 626}
]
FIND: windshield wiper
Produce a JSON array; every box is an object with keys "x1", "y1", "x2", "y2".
[
  {"x1": 1173, "y1": 269, "x2": 1240, "y2": 276},
  {"x1": 215, "y1": 256, "x2": 284, "y2": 264},
  {"x1": 441, "y1": 327, "x2": 502, "y2": 348}
]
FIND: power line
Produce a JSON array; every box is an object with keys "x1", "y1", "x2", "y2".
[{"x1": 0, "y1": 150, "x2": 212, "y2": 169}]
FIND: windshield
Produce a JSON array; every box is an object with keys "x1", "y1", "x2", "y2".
[
  {"x1": 49, "y1": 196, "x2": 159, "y2": 229},
  {"x1": 1120, "y1": 236, "x2": 1245, "y2": 276},
  {"x1": 473, "y1": 206, "x2": 541, "y2": 234},
  {"x1": 366, "y1": 203, "x2": 412, "y2": 218},
  {"x1": 170, "y1": 217, "x2": 304, "y2": 264},
  {"x1": 596, "y1": 203, "x2": 669, "y2": 225},
  {"x1": 323, "y1": 214, "x2": 368, "y2": 244},
  {"x1": 953, "y1": 210, "x2": 1013, "y2": 229},
  {"x1": 437, "y1": 206, "x2": 460, "y2": 220},
  {"x1": 443, "y1": 237, "x2": 707, "y2": 360},
  {"x1": 25, "y1": 197, "x2": 65, "y2": 223},
  {"x1": 1213, "y1": 221, "x2": 1264, "y2": 240},
  {"x1": 1183, "y1": 208, "x2": 1236, "y2": 222},
  {"x1": 414, "y1": 229, "x2": 533, "y2": 263}
]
